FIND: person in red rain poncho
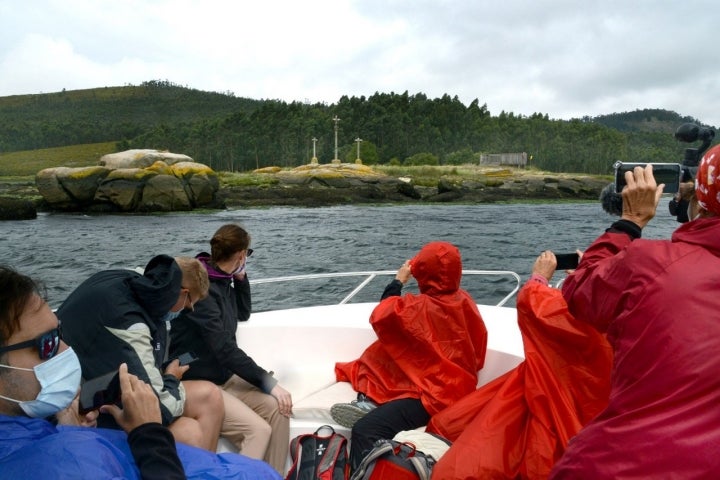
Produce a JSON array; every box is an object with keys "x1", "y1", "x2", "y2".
[
  {"x1": 332, "y1": 241, "x2": 488, "y2": 472},
  {"x1": 551, "y1": 155, "x2": 720, "y2": 478},
  {"x1": 426, "y1": 251, "x2": 612, "y2": 479}
]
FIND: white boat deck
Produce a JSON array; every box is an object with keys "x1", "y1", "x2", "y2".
[{"x1": 219, "y1": 270, "x2": 526, "y2": 463}]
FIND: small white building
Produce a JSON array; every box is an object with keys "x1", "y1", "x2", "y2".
[{"x1": 479, "y1": 152, "x2": 528, "y2": 167}]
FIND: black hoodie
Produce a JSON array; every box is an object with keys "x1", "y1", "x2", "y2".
[{"x1": 58, "y1": 254, "x2": 184, "y2": 427}]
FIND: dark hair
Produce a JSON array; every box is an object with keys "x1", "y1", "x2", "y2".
[
  {"x1": 210, "y1": 224, "x2": 251, "y2": 263},
  {"x1": 0, "y1": 266, "x2": 44, "y2": 350}
]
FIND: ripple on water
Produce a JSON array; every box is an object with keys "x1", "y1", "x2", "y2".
[{"x1": 1, "y1": 203, "x2": 680, "y2": 308}]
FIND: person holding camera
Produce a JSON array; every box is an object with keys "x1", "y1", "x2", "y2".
[
  {"x1": 426, "y1": 250, "x2": 612, "y2": 480},
  {"x1": 551, "y1": 149, "x2": 720, "y2": 478}
]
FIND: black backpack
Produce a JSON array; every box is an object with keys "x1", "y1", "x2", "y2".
[{"x1": 285, "y1": 425, "x2": 349, "y2": 480}]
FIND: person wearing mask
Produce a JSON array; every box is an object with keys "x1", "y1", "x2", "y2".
[
  {"x1": 331, "y1": 241, "x2": 488, "y2": 472},
  {"x1": 552, "y1": 155, "x2": 720, "y2": 478},
  {"x1": 169, "y1": 224, "x2": 292, "y2": 475},
  {"x1": 0, "y1": 265, "x2": 281, "y2": 479},
  {"x1": 57, "y1": 254, "x2": 224, "y2": 452}
]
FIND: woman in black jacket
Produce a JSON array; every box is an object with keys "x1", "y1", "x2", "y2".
[{"x1": 170, "y1": 224, "x2": 292, "y2": 475}]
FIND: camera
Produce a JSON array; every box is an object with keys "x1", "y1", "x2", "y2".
[
  {"x1": 668, "y1": 123, "x2": 715, "y2": 222},
  {"x1": 602, "y1": 123, "x2": 715, "y2": 221},
  {"x1": 614, "y1": 162, "x2": 682, "y2": 194}
]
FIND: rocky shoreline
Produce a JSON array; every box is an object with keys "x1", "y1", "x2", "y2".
[{"x1": 0, "y1": 168, "x2": 610, "y2": 220}]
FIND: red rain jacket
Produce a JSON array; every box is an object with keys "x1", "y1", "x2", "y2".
[
  {"x1": 552, "y1": 218, "x2": 720, "y2": 479},
  {"x1": 427, "y1": 279, "x2": 612, "y2": 479},
  {"x1": 335, "y1": 241, "x2": 488, "y2": 415}
]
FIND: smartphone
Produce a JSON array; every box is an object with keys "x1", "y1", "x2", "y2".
[
  {"x1": 614, "y1": 161, "x2": 682, "y2": 194},
  {"x1": 79, "y1": 370, "x2": 121, "y2": 414},
  {"x1": 177, "y1": 352, "x2": 198, "y2": 366},
  {"x1": 555, "y1": 253, "x2": 580, "y2": 270}
]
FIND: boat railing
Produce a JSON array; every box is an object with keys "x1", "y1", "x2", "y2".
[{"x1": 249, "y1": 269, "x2": 521, "y2": 307}]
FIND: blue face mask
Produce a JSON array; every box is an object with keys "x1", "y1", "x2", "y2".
[
  {"x1": 0, "y1": 347, "x2": 82, "y2": 418},
  {"x1": 163, "y1": 310, "x2": 182, "y2": 322}
]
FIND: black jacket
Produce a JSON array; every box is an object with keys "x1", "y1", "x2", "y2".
[
  {"x1": 58, "y1": 254, "x2": 184, "y2": 426},
  {"x1": 169, "y1": 253, "x2": 277, "y2": 393}
]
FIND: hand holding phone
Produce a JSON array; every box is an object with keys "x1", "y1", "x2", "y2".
[
  {"x1": 177, "y1": 352, "x2": 198, "y2": 366},
  {"x1": 555, "y1": 252, "x2": 580, "y2": 270},
  {"x1": 79, "y1": 370, "x2": 121, "y2": 414},
  {"x1": 614, "y1": 161, "x2": 682, "y2": 194},
  {"x1": 101, "y1": 363, "x2": 163, "y2": 433}
]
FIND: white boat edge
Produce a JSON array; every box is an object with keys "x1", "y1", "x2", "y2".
[{"x1": 218, "y1": 270, "x2": 527, "y2": 473}]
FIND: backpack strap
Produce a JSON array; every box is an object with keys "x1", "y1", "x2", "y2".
[
  {"x1": 286, "y1": 433, "x2": 310, "y2": 480},
  {"x1": 350, "y1": 440, "x2": 434, "y2": 480},
  {"x1": 317, "y1": 431, "x2": 348, "y2": 475},
  {"x1": 349, "y1": 441, "x2": 395, "y2": 480},
  {"x1": 400, "y1": 442, "x2": 432, "y2": 480},
  {"x1": 408, "y1": 455, "x2": 431, "y2": 480}
]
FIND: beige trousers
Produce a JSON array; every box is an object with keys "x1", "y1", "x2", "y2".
[{"x1": 220, "y1": 375, "x2": 290, "y2": 475}]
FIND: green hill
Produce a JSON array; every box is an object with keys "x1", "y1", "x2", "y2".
[
  {"x1": 0, "y1": 81, "x2": 716, "y2": 176},
  {"x1": 0, "y1": 142, "x2": 116, "y2": 177},
  {"x1": 592, "y1": 108, "x2": 708, "y2": 134},
  {"x1": 0, "y1": 80, "x2": 261, "y2": 152}
]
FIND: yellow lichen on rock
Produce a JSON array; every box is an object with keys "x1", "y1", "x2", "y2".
[
  {"x1": 309, "y1": 170, "x2": 345, "y2": 179},
  {"x1": 171, "y1": 161, "x2": 215, "y2": 177},
  {"x1": 254, "y1": 166, "x2": 282, "y2": 174},
  {"x1": 66, "y1": 166, "x2": 110, "y2": 180},
  {"x1": 105, "y1": 168, "x2": 159, "y2": 181},
  {"x1": 145, "y1": 161, "x2": 173, "y2": 175}
]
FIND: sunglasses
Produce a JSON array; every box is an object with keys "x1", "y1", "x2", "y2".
[
  {"x1": 247, "y1": 248, "x2": 254, "y2": 257},
  {"x1": 0, "y1": 327, "x2": 61, "y2": 360}
]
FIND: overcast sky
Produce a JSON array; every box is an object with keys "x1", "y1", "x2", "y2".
[{"x1": 1, "y1": 0, "x2": 718, "y2": 127}]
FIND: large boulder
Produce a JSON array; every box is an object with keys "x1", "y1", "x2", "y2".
[
  {"x1": 94, "y1": 168, "x2": 158, "y2": 211},
  {"x1": 99, "y1": 149, "x2": 193, "y2": 169},
  {"x1": 36, "y1": 166, "x2": 111, "y2": 208},
  {"x1": 35, "y1": 167, "x2": 76, "y2": 207},
  {"x1": 138, "y1": 174, "x2": 192, "y2": 211},
  {"x1": 0, "y1": 198, "x2": 36, "y2": 220},
  {"x1": 36, "y1": 150, "x2": 219, "y2": 212}
]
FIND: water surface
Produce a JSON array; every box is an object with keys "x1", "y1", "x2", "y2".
[{"x1": 1, "y1": 203, "x2": 679, "y2": 309}]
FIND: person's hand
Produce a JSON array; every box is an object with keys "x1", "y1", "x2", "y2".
[
  {"x1": 55, "y1": 391, "x2": 99, "y2": 427},
  {"x1": 100, "y1": 363, "x2": 162, "y2": 432},
  {"x1": 677, "y1": 181, "x2": 695, "y2": 201},
  {"x1": 233, "y1": 261, "x2": 247, "y2": 280},
  {"x1": 396, "y1": 260, "x2": 412, "y2": 285},
  {"x1": 532, "y1": 251, "x2": 557, "y2": 282},
  {"x1": 621, "y1": 164, "x2": 664, "y2": 228},
  {"x1": 270, "y1": 384, "x2": 293, "y2": 417},
  {"x1": 563, "y1": 249, "x2": 584, "y2": 274},
  {"x1": 163, "y1": 358, "x2": 189, "y2": 380}
]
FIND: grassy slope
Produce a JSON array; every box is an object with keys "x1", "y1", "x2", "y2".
[
  {"x1": 0, "y1": 83, "x2": 259, "y2": 127},
  {"x1": 0, "y1": 142, "x2": 116, "y2": 177}
]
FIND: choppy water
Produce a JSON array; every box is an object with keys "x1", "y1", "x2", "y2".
[{"x1": 0, "y1": 203, "x2": 679, "y2": 310}]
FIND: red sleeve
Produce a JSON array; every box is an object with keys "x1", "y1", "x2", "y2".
[{"x1": 561, "y1": 231, "x2": 634, "y2": 332}]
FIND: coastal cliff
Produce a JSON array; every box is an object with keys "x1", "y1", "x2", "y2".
[
  {"x1": 217, "y1": 163, "x2": 609, "y2": 208},
  {"x1": 0, "y1": 164, "x2": 609, "y2": 219}
]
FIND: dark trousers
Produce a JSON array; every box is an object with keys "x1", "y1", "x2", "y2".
[{"x1": 349, "y1": 397, "x2": 430, "y2": 471}]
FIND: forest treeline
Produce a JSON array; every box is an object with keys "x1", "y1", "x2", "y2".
[{"x1": 0, "y1": 80, "x2": 714, "y2": 175}]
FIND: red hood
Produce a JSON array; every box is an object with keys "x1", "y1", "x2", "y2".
[{"x1": 412, "y1": 241, "x2": 462, "y2": 295}]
